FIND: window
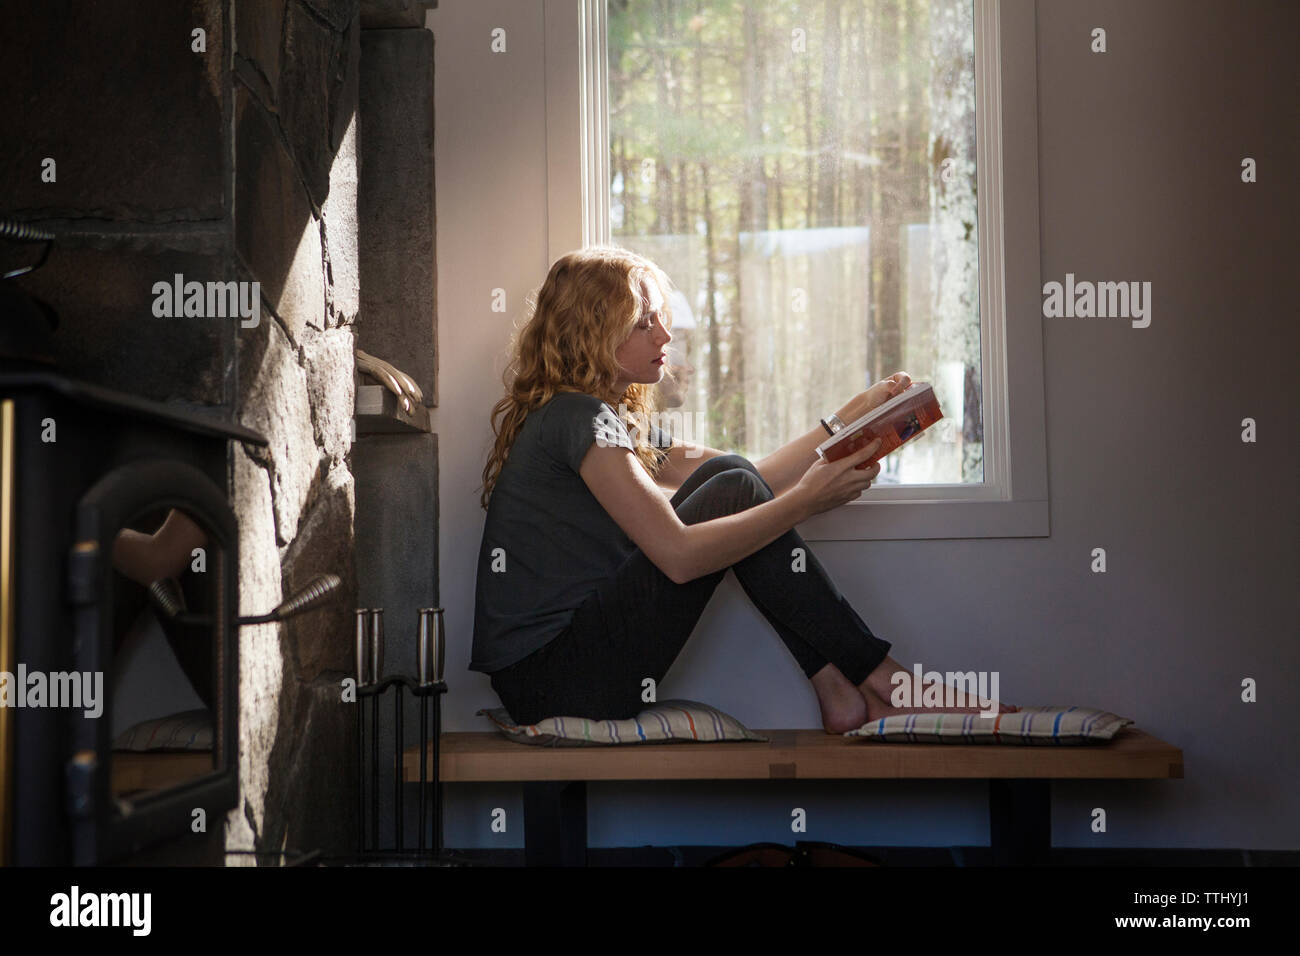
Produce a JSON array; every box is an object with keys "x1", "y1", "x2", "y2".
[{"x1": 544, "y1": 0, "x2": 1048, "y2": 540}]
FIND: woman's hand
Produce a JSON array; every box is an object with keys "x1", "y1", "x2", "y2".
[
  {"x1": 862, "y1": 371, "x2": 912, "y2": 412},
  {"x1": 833, "y1": 372, "x2": 912, "y2": 427},
  {"x1": 793, "y1": 439, "x2": 883, "y2": 517}
]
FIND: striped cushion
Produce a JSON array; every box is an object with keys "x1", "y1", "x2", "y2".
[
  {"x1": 845, "y1": 705, "x2": 1134, "y2": 744},
  {"x1": 112, "y1": 708, "x2": 213, "y2": 751},
  {"x1": 478, "y1": 699, "x2": 768, "y2": 747}
]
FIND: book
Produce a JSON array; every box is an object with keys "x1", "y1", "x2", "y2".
[{"x1": 815, "y1": 383, "x2": 945, "y2": 470}]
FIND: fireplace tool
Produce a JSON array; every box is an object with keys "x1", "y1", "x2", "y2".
[{"x1": 354, "y1": 606, "x2": 462, "y2": 864}]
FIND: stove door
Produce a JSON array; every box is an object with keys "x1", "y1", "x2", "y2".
[{"x1": 66, "y1": 459, "x2": 238, "y2": 864}]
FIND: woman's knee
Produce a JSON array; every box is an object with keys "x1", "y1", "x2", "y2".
[
  {"x1": 678, "y1": 467, "x2": 773, "y2": 523},
  {"x1": 689, "y1": 454, "x2": 773, "y2": 491},
  {"x1": 715, "y1": 457, "x2": 774, "y2": 501}
]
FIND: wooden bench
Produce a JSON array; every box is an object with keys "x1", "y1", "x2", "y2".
[{"x1": 404, "y1": 726, "x2": 1183, "y2": 866}]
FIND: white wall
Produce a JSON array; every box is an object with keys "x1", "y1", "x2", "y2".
[{"x1": 430, "y1": 0, "x2": 1300, "y2": 852}]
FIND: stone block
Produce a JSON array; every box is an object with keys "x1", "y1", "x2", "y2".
[
  {"x1": 235, "y1": 312, "x2": 326, "y2": 548},
  {"x1": 358, "y1": 28, "x2": 437, "y2": 405},
  {"x1": 302, "y1": 0, "x2": 361, "y2": 33},
  {"x1": 13, "y1": 237, "x2": 231, "y2": 405},
  {"x1": 301, "y1": 325, "x2": 357, "y2": 461},
  {"x1": 234, "y1": 84, "x2": 325, "y2": 341},
  {"x1": 280, "y1": 0, "x2": 360, "y2": 209},
  {"x1": 227, "y1": 443, "x2": 284, "y2": 855},
  {"x1": 236, "y1": 0, "x2": 288, "y2": 106},
  {"x1": 322, "y1": 76, "x2": 360, "y2": 322},
  {"x1": 0, "y1": 0, "x2": 225, "y2": 220},
  {"x1": 360, "y1": 0, "x2": 437, "y2": 30},
  {"x1": 260, "y1": 673, "x2": 359, "y2": 858},
  {"x1": 281, "y1": 461, "x2": 357, "y2": 681},
  {"x1": 353, "y1": 433, "x2": 439, "y2": 674}
]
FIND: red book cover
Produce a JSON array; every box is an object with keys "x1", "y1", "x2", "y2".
[{"x1": 816, "y1": 383, "x2": 944, "y2": 470}]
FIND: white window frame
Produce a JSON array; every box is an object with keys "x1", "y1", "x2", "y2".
[{"x1": 543, "y1": 0, "x2": 1048, "y2": 540}]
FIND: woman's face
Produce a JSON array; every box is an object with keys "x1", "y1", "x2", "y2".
[{"x1": 613, "y1": 277, "x2": 672, "y2": 391}]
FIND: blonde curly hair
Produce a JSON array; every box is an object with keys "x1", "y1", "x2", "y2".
[{"x1": 478, "y1": 245, "x2": 676, "y2": 509}]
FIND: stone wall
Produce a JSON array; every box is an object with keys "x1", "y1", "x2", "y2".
[{"x1": 226, "y1": 0, "x2": 362, "y2": 863}]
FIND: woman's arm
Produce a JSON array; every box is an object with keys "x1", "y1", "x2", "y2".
[
  {"x1": 579, "y1": 436, "x2": 882, "y2": 584},
  {"x1": 580, "y1": 442, "x2": 814, "y2": 584},
  {"x1": 753, "y1": 372, "x2": 912, "y2": 496}
]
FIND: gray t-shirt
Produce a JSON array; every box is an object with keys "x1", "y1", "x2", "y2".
[{"x1": 470, "y1": 391, "x2": 668, "y2": 673}]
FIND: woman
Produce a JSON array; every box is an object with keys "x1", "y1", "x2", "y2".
[{"x1": 470, "y1": 245, "x2": 1015, "y2": 733}]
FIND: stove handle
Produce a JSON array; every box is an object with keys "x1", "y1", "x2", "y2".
[
  {"x1": 149, "y1": 572, "x2": 343, "y2": 627},
  {"x1": 240, "y1": 572, "x2": 343, "y2": 625}
]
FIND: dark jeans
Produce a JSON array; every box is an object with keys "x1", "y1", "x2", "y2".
[{"x1": 489, "y1": 454, "x2": 893, "y2": 725}]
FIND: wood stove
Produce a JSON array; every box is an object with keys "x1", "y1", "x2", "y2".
[
  {"x1": 0, "y1": 367, "x2": 264, "y2": 865},
  {"x1": 0, "y1": 225, "x2": 342, "y2": 865}
]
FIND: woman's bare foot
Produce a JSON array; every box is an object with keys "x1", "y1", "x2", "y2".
[
  {"x1": 858, "y1": 655, "x2": 1019, "y2": 720},
  {"x1": 810, "y1": 664, "x2": 869, "y2": 734}
]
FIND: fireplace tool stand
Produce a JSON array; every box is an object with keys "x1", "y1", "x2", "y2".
[{"x1": 354, "y1": 607, "x2": 466, "y2": 865}]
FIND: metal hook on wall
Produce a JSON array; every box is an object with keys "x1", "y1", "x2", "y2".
[{"x1": 0, "y1": 218, "x2": 55, "y2": 280}]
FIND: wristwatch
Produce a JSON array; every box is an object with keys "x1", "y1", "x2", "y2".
[{"x1": 820, "y1": 413, "x2": 846, "y2": 436}]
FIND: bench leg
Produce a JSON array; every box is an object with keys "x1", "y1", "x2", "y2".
[
  {"x1": 522, "y1": 781, "x2": 587, "y2": 867},
  {"x1": 988, "y1": 779, "x2": 1050, "y2": 866}
]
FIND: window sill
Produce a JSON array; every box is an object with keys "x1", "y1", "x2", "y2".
[{"x1": 796, "y1": 496, "x2": 1049, "y2": 541}]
